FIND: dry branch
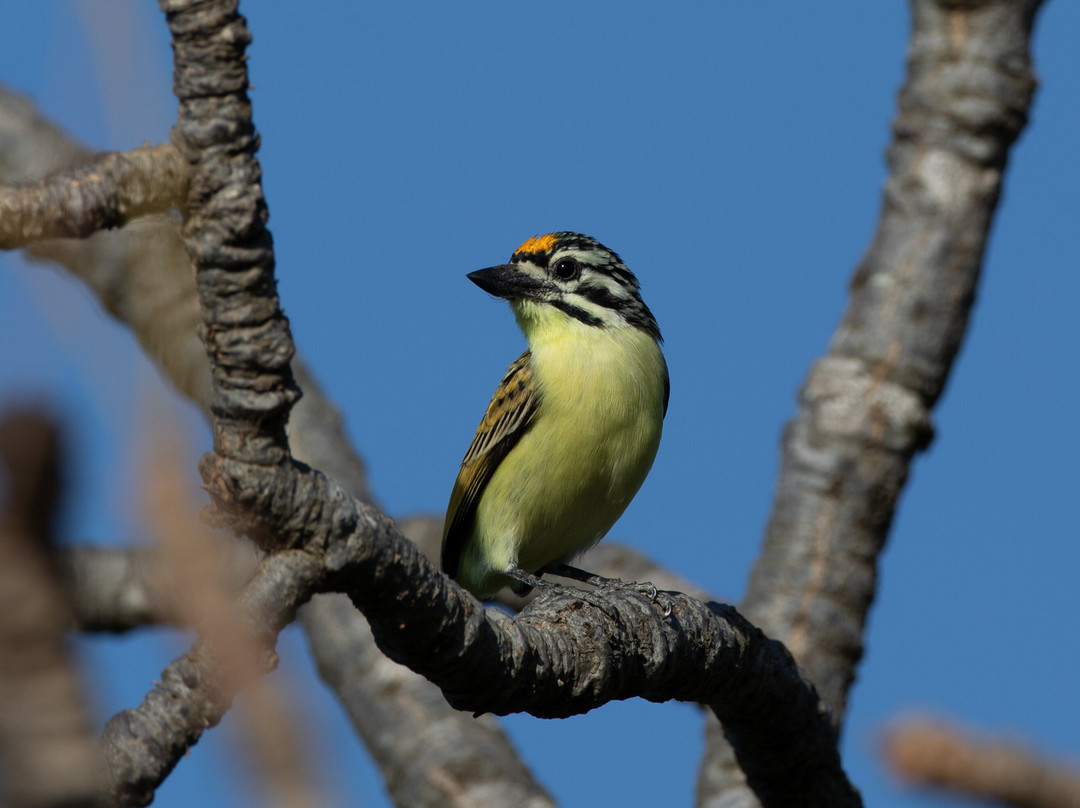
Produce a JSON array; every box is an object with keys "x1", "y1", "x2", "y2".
[
  {"x1": 698, "y1": 0, "x2": 1046, "y2": 803},
  {"x1": 0, "y1": 144, "x2": 186, "y2": 248},
  {"x1": 302, "y1": 588, "x2": 557, "y2": 808},
  {"x1": 884, "y1": 718, "x2": 1080, "y2": 808}
]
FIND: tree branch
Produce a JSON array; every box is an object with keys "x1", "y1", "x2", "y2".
[
  {"x1": 301, "y1": 591, "x2": 556, "y2": 808},
  {"x1": 0, "y1": 410, "x2": 98, "y2": 808},
  {"x1": 0, "y1": 144, "x2": 187, "y2": 248},
  {"x1": 63, "y1": 545, "x2": 185, "y2": 632},
  {"x1": 747, "y1": 0, "x2": 1043, "y2": 717},
  {"x1": 98, "y1": 547, "x2": 320, "y2": 807},
  {"x1": 163, "y1": 0, "x2": 300, "y2": 551},
  {"x1": 61, "y1": 540, "x2": 257, "y2": 633},
  {"x1": 61, "y1": 519, "x2": 696, "y2": 806},
  {"x1": 699, "y1": 0, "x2": 1046, "y2": 802},
  {"x1": 100, "y1": 476, "x2": 857, "y2": 806},
  {"x1": 883, "y1": 718, "x2": 1080, "y2": 808}
]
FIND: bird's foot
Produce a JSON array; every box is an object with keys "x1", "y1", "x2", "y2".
[{"x1": 544, "y1": 563, "x2": 673, "y2": 614}]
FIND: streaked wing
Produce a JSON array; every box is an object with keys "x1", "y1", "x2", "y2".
[{"x1": 441, "y1": 351, "x2": 538, "y2": 578}]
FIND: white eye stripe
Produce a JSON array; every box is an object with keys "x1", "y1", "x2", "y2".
[
  {"x1": 580, "y1": 270, "x2": 633, "y2": 299},
  {"x1": 549, "y1": 252, "x2": 639, "y2": 293},
  {"x1": 551, "y1": 247, "x2": 606, "y2": 266}
]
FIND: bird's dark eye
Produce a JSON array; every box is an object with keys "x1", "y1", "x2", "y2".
[{"x1": 552, "y1": 257, "x2": 581, "y2": 281}]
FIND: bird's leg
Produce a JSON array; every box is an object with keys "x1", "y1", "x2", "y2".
[
  {"x1": 544, "y1": 563, "x2": 659, "y2": 601},
  {"x1": 504, "y1": 566, "x2": 549, "y2": 597}
]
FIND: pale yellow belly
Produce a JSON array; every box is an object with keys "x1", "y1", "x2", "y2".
[{"x1": 459, "y1": 328, "x2": 666, "y2": 596}]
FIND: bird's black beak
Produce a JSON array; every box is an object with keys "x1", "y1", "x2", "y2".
[{"x1": 467, "y1": 264, "x2": 546, "y2": 301}]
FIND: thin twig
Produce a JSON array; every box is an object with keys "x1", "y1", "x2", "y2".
[{"x1": 884, "y1": 718, "x2": 1080, "y2": 808}]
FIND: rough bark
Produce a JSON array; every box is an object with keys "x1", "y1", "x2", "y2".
[
  {"x1": 0, "y1": 144, "x2": 186, "y2": 248},
  {"x1": 699, "y1": 0, "x2": 1046, "y2": 803}
]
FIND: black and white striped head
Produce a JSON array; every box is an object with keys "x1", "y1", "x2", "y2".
[{"x1": 467, "y1": 232, "x2": 661, "y2": 342}]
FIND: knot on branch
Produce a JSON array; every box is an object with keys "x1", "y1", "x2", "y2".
[{"x1": 198, "y1": 451, "x2": 360, "y2": 554}]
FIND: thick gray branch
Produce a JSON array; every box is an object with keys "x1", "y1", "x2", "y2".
[
  {"x1": 746, "y1": 0, "x2": 1042, "y2": 717},
  {"x1": 99, "y1": 472, "x2": 857, "y2": 807},
  {"x1": 302, "y1": 515, "x2": 556, "y2": 808},
  {"x1": 162, "y1": 0, "x2": 300, "y2": 530},
  {"x1": 60, "y1": 524, "x2": 681, "y2": 806},
  {"x1": 700, "y1": 0, "x2": 1045, "y2": 804},
  {"x1": 302, "y1": 592, "x2": 556, "y2": 808}
]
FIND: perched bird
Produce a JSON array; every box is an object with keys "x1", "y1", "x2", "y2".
[{"x1": 442, "y1": 232, "x2": 668, "y2": 598}]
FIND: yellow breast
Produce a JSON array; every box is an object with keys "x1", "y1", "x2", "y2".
[{"x1": 463, "y1": 309, "x2": 667, "y2": 595}]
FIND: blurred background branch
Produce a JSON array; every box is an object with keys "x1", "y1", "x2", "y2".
[
  {"x1": 883, "y1": 717, "x2": 1080, "y2": 808},
  {"x1": 0, "y1": 409, "x2": 98, "y2": 808}
]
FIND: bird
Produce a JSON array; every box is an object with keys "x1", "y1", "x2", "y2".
[{"x1": 441, "y1": 232, "x2": 669, "y2": 599}]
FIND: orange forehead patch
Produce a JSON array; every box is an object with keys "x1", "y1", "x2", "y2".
[{"x1": 514, "y1": 233, "x2": 558, "y2": 255}]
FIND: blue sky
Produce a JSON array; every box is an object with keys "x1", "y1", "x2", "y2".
[{"x1": 2, "y1": 3, "x2": 1078, "y2": 806}]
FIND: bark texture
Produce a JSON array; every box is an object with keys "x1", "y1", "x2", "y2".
[
  {"x1": 699, "y1": 0, "x2": 1046, "y2": 803},
  {"x1": 0, "y1": 144, "x2": 186, "y2": 248}
]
